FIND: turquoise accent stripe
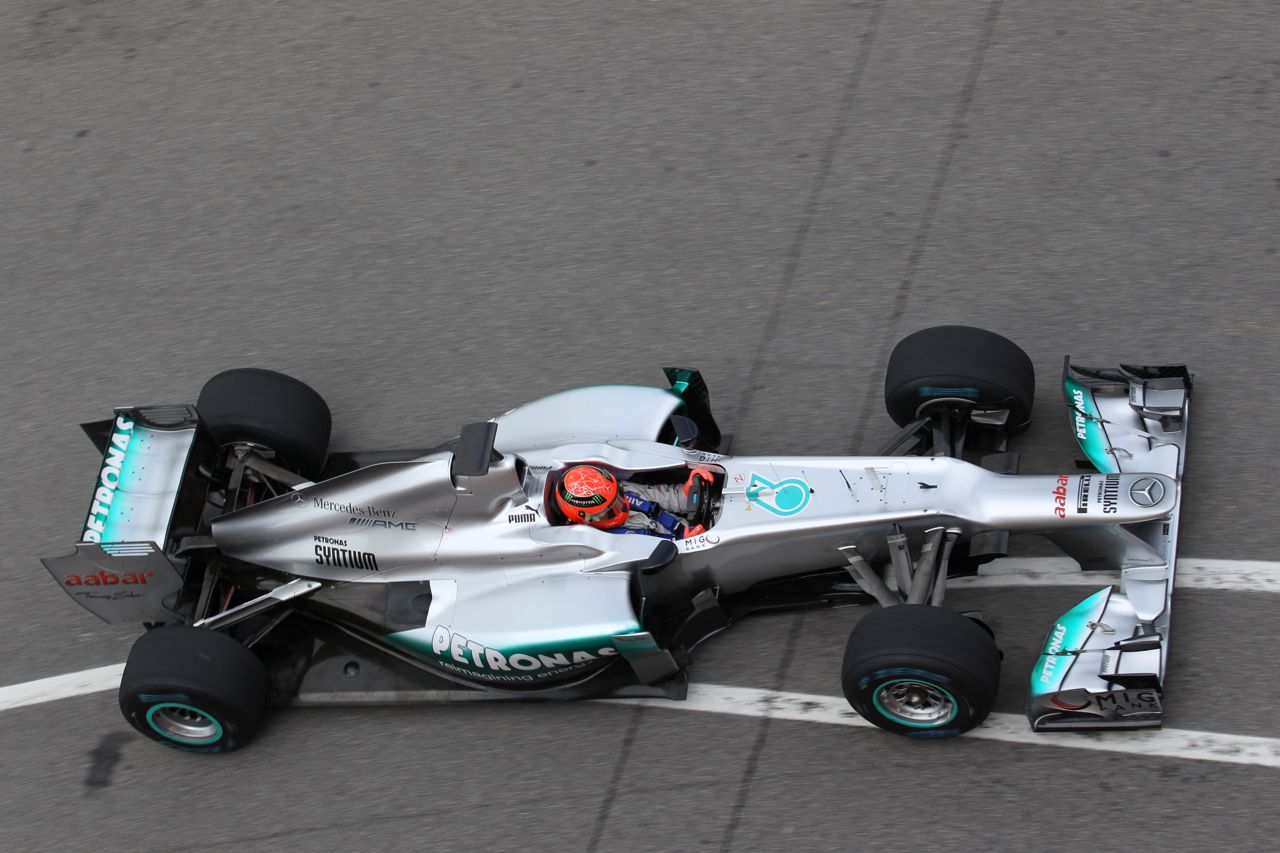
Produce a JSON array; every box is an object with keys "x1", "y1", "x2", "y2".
[
  {"x1": 1064, "y1": 377, "x2": 1119, "y2": 473},
  {"x1": 101, "y1": 423, "x2": 165, "y2": 542},
  {"x1": 145, "y1": 702, "x2": 224, "y2": 746},
  {"x1": 745, "y1": 472, "x2": 811, "y2": 516},
  {"x1": 918, "y1": 386, "x2": 979, "y2": 398},
  {"x1": 1029, "y1": 587, "x2": 1111, "y2": 696},
  {"x1": 872, "y1": 679, "x2": 959, "y2": 728},
  {"x1": 104, "y1": 426, "x2": 143, "y2": 542}
]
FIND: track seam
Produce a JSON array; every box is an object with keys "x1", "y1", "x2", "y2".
[
  {"x1": 718, "y1": 612, "x2": 804, "y2": 852},
  {"x1": 730, "y1": 0, "x2": 887, "y2": 435},
  {"x1": 586, "y1": 703, "x2": 644, "y2": 853},
  {"x1": 848, "y1": 0, "x2": 1004, "y2": 453}
]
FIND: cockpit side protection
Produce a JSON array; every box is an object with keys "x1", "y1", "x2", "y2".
[{"x1": 663, "y1": 368, "x2": 724, "y2": 452}]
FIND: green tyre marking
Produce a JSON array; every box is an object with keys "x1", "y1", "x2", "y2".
[
  {"x1": 871, "y1": 678, "x2": 959, "y2": 729},
  {"x1": 145, "y1": 702, "x2": 224, "y2": 746}
]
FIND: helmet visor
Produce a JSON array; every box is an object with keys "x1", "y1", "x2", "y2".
[{"x1": 582, "y1": 491, "x2": 627, "y2": 527}]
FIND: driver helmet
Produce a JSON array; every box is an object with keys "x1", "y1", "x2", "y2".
[{"x1": 556, "y1": 465, "x2": 628, "y2": 529}]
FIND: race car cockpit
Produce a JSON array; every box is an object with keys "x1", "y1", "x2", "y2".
[{"x1": 543, "y1": 461, "x2": 721, "y2": 539}]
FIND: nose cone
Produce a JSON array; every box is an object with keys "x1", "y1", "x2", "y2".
[
  {"x1": 1122, "y1": 473, "x2": 1177, "y2": 519},
  {"x1": 1127, "y1": 476, "x2": 1169, "y2": 509}
]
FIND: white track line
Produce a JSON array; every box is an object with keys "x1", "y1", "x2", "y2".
[
  {"x1": 0, "y1": 663, "x2": 123, "y2": 712},
  {"x1": 610, "y1": 684, "x2": 1280, "y2": 769},
  {"x1": 955, "y1": 557, "x2": 1280, "y2": 592},
  {"x1": 6, "y1": 665, "x2": 1280, "y2": 768},
  {"x1": 5, "y1": 558, "x2": 1280, "y2": 762}
]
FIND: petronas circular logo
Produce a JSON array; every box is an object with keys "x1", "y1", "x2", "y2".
[{"x1": 745, "y1": 472, "x2": 812, "y2": 516}]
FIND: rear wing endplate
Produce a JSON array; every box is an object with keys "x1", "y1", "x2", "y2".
[{"x1": 44, "y1": 404, "x2": 206, "y2": 623}]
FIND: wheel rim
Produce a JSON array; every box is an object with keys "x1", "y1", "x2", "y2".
[
  {"x1": 872, "y1": 679, "x2": 958, "y2": 728},
  {"x1": 146, "y1": 702, "x2": 224, "y2": 745}
]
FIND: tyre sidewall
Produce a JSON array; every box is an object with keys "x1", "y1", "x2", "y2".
[
  {"x1": 884, "y1": 325, "x2": 1035, "y2": 428},
  {"x1": 843, "y1": 658, "x2": 989, "y2": 738},
  {"x1": 119, "y1": 626, "x2": 268, "y2": 754},
  {"x1": 120, "y1": 685, "x2": 250, "y2": 753},
  {"x1": 196, "y1": 367, "x2": 331, "y2": 479},
  {"x1": 841, "y1": 606, "x2": 1001, "y2": 738}
]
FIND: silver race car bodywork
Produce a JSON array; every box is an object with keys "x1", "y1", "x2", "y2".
[{"x1": 43, "y1": 355, "x2": 1191, "y2": 737}]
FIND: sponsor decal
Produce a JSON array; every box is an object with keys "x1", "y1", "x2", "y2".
[
  {"x1": 314, "y1": 544, "x2": 379, "y2": 571},
  {"x1": 1071, "y1": 388, "x2": 1089, "y2": 440},
  {"x1": 1030, "y1": 588, "x2": 1111, "y2": 694},
  {"x1": 1050, "y1": 690, "x2": 1162, "y2": 714},
  {"x1": 82, "y1": 415, "x2": 136, "y2": 543},
  {"x1": 679, "y1": 532, "x2": 719, "y2": 552},
  {"x1": 1050, "y1": 693, "x2": 1092, "y2": 711},
  {"x1": 1064, "y1": 378, "x2": 1120, "y2": 474},
  {"x1": 74, "y1": 590, "x2": 145, "y2": 600},
  {"x1": 1038, "y1": 623, "x2": 1069, "y2": 684},
  {"x1": 1129, "y1": 477, "x2": 1165, "y2": 508},
  {"x1": 64, "y1": 569, "x2": 154, "y2": 586},
  {"x1": 311, "y1": 498, "x2": 396, "y2": 518},
  {"x1": 1051, "y1": 475, "x2": 1070, "y2": 518},
  {"x1": 1077, "y1": 474, "x2": 1092, "y2": 514},
  {"x1": 745, "y1": 472, "x2": 811, "y2": 517},
  {"x1": 1100, "y1": 473, "x2": 1120, "y2": 514},
  {"x1": 314, "y1": 535, "x2": 347, "y2": 546},
  {"x1": 427, "y1": 627, "x2": 617, "y2": 682},
  {"x1": 506, "y1": 511, "x2": 536, "y2": 524},
  {"x1": 348, "y1": 517, "x2": 418, "y2": 531},
  {"x1": 1095, "y1": 690, "x2": 1161, "y2": 714}
]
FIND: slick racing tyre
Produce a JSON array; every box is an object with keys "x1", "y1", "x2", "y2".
[
  {"x1": 197, "y1": 367, "x2": 331, "y2": 479},
  {"x1": 120, "y1": 626, "x2": 269, "y2": 753},
  {"x1": 841, "y1": 605, "x2": 1000, "y2": 738},
  {"x1": 884, "y1": 326, "x2": 1035, "y2": 433}
]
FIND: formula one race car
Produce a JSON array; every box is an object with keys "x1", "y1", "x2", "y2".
[{"x1": 42, "y1": 326, "x2": 1190, "y2": 751}]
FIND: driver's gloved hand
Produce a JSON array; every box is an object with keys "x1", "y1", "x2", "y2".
[
  {"x1": 680, "y1": 523, "x2": 706, "y2": 539},
  {"x1": 683, "y1": 468, "x2": 713, "y2": 512}
]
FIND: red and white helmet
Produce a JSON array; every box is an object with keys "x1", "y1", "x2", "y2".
[{"x1": 556, "y1": 465, "x2": 627, "y2": 529}]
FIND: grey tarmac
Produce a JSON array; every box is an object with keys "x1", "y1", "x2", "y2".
[{"x1": 3, "y1": 0, "x2": 1279, "y2": 851}]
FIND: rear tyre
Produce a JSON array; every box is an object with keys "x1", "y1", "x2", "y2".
[
  {"x1": 197, "y1": 368, "x2": 331, "y2": 479},
  {"x1": 841, "y1": 605, "x2": 1000, "y2": 738},
  {"x1": 884, "y1": 326, "x2": 1035, "y2": 432},
  {"x1": 119, "y1": 626, "x2": 268, "y2": 753}
]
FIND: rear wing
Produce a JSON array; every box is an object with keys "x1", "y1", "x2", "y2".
[
  {"x1": 42, "y1": 405, "x2": 209, "y2": 623},
  {"x1": 1027, "y1": 360, "x2": 1191, "y2": 730}
]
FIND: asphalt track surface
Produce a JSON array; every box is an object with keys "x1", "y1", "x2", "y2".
[{"x1": 2, "y1": 1, "x2": 1279, "y2": 850}]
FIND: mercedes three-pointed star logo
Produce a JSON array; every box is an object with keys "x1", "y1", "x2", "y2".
[{"x1": 1129, "y1": 477, "x2": 1165, "y2": 507}]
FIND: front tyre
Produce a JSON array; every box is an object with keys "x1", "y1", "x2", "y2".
[
  {"x1": 884, "y1": 325, "x2": 1035, "y2": 433},
  {"x1": 841, "y1": 605, "x2": 1000, "y2": 738},
  {"x1": 119, "y1": 626, "x2": 268, "y2": 753}
]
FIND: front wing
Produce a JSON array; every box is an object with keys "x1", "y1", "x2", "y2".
[{"x1": 1027, "y1": 359, "x2": 1191, "y2": 730}]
